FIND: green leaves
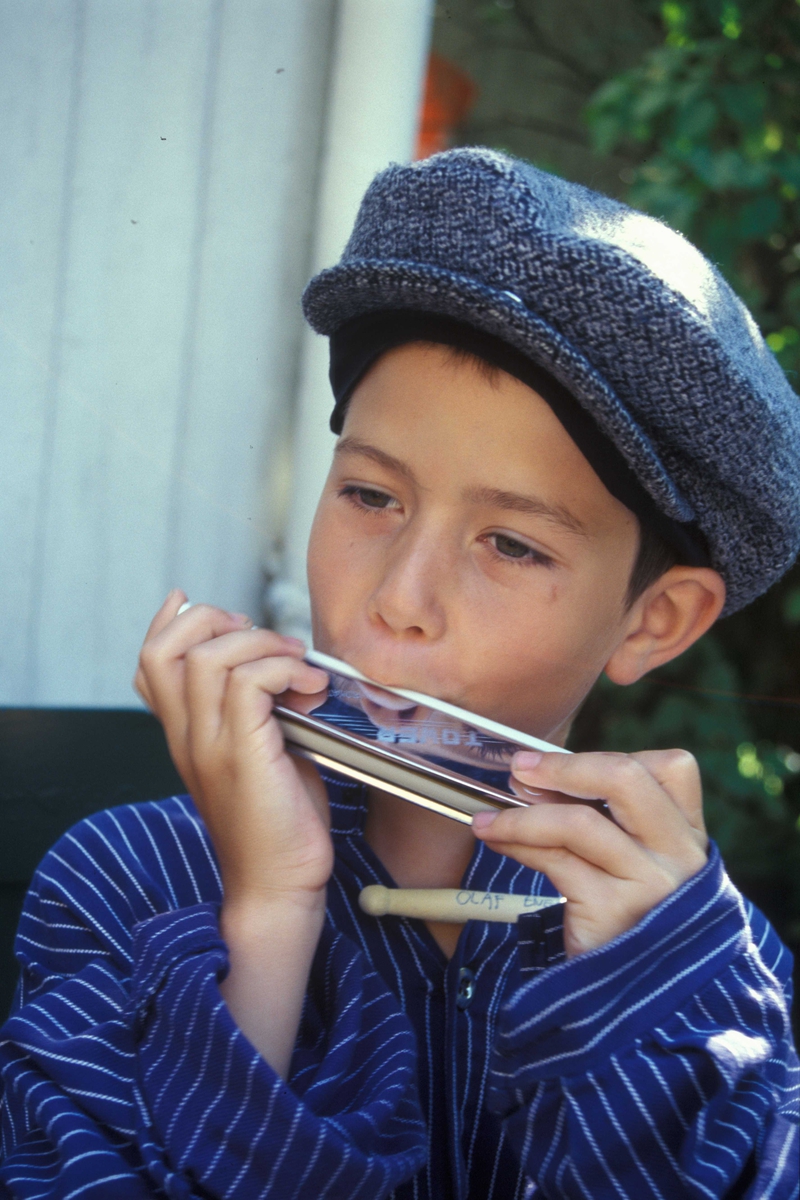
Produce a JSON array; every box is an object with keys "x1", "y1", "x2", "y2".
[
  {"x1": 662, "y1": 1, "x2": 693, "y2": 46},
  {"x1": 784, "y1": 586, "x2": 800, "y2": 624},
  {"x1": 737, "y1": 193, "x2": 782, "y2": 236},
  {"x1": 721, "y1": 2, "x2": 742, "y2": 39},
  {"x1": 586, "y1": 0, "x2": 800, "y2": 376},
  {"x1": 718, "y1": 82, "x2": 767, "y2": 125},
  {"x1": 578, "y1": 0, "x2": 800, "y2": 1001},
  {"x1": 675, "y1": 95, "x2": 718, "y2": 138}
]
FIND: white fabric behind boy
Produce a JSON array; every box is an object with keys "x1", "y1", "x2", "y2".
[{"x1": 0, "y1": 0, "x2": 332, "y2": 705}]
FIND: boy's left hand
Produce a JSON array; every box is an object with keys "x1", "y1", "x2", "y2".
[{"x1": 472, "y1": 749, "x2": 709, "y2": 957}]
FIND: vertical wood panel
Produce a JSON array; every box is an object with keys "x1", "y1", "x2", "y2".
[
  {"x1": 0, "y1": 0, "x2": 334, "y2": 706},
  {"x1": 33, "y1": 0, "x2": 216, "y2": 705},
  {"x1": 0, "y1": 0, "x2": 83, "y2": 702},
  {"x1": 167, "y1": 0, "x2": 334, "y2": 615}
]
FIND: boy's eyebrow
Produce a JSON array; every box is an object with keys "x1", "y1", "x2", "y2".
[
  {"x1": 335, "y1": 437, "x2": 587, "y2": 536},
  {"x1": 465, "y1": 486, "x2": 589, "y2": 536},
  {"x1": 334, "y1": 437, "x2": 418, "y2": 484}
]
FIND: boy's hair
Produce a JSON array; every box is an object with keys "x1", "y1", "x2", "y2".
[
  {"x1": 627, "y1": 523, "x2": 681, "y2": 608},
  {"x1": 444, "y1": 343, "x2": 681, "y2": 609}
]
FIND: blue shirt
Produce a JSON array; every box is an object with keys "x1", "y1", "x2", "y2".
[{"x1": 1, "y1": 775, "x2": 797, "y2": 1199}]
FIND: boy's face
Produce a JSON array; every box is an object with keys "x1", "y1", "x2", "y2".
[{"x1": 308, "y1": 342, "x2": 642, "y2": 742}]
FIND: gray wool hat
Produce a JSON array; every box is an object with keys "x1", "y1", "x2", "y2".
[{"x1": 302, "y1": 147, "x2": 800, "y2": 614}]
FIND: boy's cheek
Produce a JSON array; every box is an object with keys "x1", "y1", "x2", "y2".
[{"x1": 307, "y1": 502, "x2": 373, "y2": 636}]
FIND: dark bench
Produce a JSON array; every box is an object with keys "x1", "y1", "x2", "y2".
[{"x1": 0, "y1": 709, "x2": 183, "y2": 1017}]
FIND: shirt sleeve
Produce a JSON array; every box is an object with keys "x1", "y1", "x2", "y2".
[
  {"x1": 0, "y1": 804, "x2": 426, "y2": 1200},
  {"x1": 489, "y1": 843, "x2": 800, "y2": 1200}
]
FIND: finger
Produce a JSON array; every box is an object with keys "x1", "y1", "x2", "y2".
[
  {"x1": 510, "y1": 750, "x2": 697, "y2": 857},
  {"x1": 154, "y1": 601, "x2": 253, "y2": 653},
  {"x1": 477, "y1": 838, "x2": 604, "y2": 901},
  {"x1": 474, "y1": 802, "x2": 653, "y2": 880},
  {"x1": 628, "y1": 749, "x2": 705, "y2": 833},
  {"x1": 184, "y1": 631, "x2": 323, "y2": 746},
  {"x1": 221, "y1": 656, "x2": 330, "y2": 749},
  {"x1": 134, "y1": 670, "x2": 155, "y2": 711},
  {"x1": 508, "y1": 775, "x2": 575, "y2": 804},
  {"x1": 482, "y1": 840, "x2": 677, "y2": 956},
  {"x1": 282, "y1": 685, "x2": 331, "y2": 716},
  {"x1": 142, "y1": 588, "x2": 188, "y2": 643},
  {"x1": 134, "y1": 589, "x2": 189, "y2": 706},
  {"x1": 138, "y1": 603, "x2": 254, "y2": 721}
]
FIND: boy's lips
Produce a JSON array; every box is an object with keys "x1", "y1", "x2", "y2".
[{"x1": 355, "y1": 681, "x2": 419, "y2": 713}]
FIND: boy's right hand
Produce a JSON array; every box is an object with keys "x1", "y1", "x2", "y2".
[{"x1": 134, "y1": 589, "x2": 333, "y2": 908}]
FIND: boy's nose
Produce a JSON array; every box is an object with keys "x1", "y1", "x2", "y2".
[{"x1": 367, "y1": 526, "x2": 450, "y2": 642}]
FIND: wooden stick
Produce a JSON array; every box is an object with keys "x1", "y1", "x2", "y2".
[{"x1": 359, "y1": 885, "x2": 564, "y2": 924}]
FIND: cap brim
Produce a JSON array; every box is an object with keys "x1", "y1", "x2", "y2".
[{"x1": 303, "y1": 256, "x2": 696, "y2": 526}]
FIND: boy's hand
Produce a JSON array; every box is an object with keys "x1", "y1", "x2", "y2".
[
  {"x1": 134, "y1": 590, "x2": 333, "y2": 907},
  {"x1": 472, "y1": 749, "x2": 709, "y2": 956}
]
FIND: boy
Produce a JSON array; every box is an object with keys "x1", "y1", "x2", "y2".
[{"x1": 1, "y1": 149, "x2": 798, "y2": 1199}]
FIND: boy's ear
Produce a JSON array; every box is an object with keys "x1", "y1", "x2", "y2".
[{"x1": 604, "y1": 567, "x2": 727, "y2": 686}]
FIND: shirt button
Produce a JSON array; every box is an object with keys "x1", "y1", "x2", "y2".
[{"x1": 456, "y1": 966, "x2": 475, "y2": 1009}]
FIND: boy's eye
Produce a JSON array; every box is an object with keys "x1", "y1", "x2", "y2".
[
  {"x1": 340, "y1": 485, "x2": 398, "y2": 511},
  {"x1": 493, "y1": 533, "x2": 530, "y2": 559},
  {"x1": 488, "y1": 533, "x2": 552, "y2": 566}
]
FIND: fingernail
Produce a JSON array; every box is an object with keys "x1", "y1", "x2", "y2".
[
  {"x1": 232, "y1": 612, "x2": 253, "y2": 627},
  {"x1": 283, "y1": 636, "x2": 306, "y2": 649},
  {"x1": 514, "y1": 751, "x2": 543, "y2": 772},
  {"x1": 472, "y1": 811, "x2": 498, "y2": 831}
]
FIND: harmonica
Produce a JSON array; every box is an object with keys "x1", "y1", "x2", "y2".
[{"x1": 275, "y1": 649, "x2": 607, "y2": 825}]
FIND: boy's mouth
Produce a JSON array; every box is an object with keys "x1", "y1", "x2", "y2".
[{"x1": 355, "y1": 681, "x2": 419, "y2": 718}]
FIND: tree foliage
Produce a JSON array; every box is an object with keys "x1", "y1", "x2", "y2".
[
  {"x1": 587, "y1": 0, "x2": 800, "y2": 373},
  {"x1": 573, "y1": 0, "x2": 800, "y2": 970}
]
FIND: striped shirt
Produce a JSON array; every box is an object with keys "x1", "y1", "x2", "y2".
[{"x1": 1, "y1": 775, "x2": 797, "y2": 1199}]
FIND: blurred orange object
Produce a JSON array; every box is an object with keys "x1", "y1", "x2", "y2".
[{"x1": 415, "y1": 52, "x2": 478, "y2": 160}]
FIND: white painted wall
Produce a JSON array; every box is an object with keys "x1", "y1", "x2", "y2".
[
  {"x1": 269, "y1": 0, "x2": 434, "y2": 640},
  {"x1": 0, "y1": 0, "x2": 335, "y2": 706}
]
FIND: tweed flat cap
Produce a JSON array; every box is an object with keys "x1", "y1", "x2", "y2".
[{"x1": 302, "y1": 148, "x2": 800, "y2": 614}]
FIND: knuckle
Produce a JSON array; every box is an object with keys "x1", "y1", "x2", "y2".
[
  {"x1": 229, "y1": 661, "x2": 250, "y2": 685},
  {"x1": 648, "y1": 867, "x2": 677, "y2": 899},
  {"x1": 183, "y1": 647, "x2": 202, "y2": 672},
  {"x1": 229, "y1": 660, "x2": 266, "y2": 690},
  {"x1": 185, "y1": 642, "x2": 213, "y2": 668},
  {"x1": 610, "y1": 755, "x2": 646, "y2": 787},
  {"x1": 664, "y1": 747, "x2": 699, "y2": 774},
  {"x1": 564, "y1": 803, "x2": 598, "y2": 834},
  {"x1": 138, "y1": 643, "x2": 158, "y2": 671},
  {"x1": 192, "y1": 603, "x2": 218, "y2": 620}
]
